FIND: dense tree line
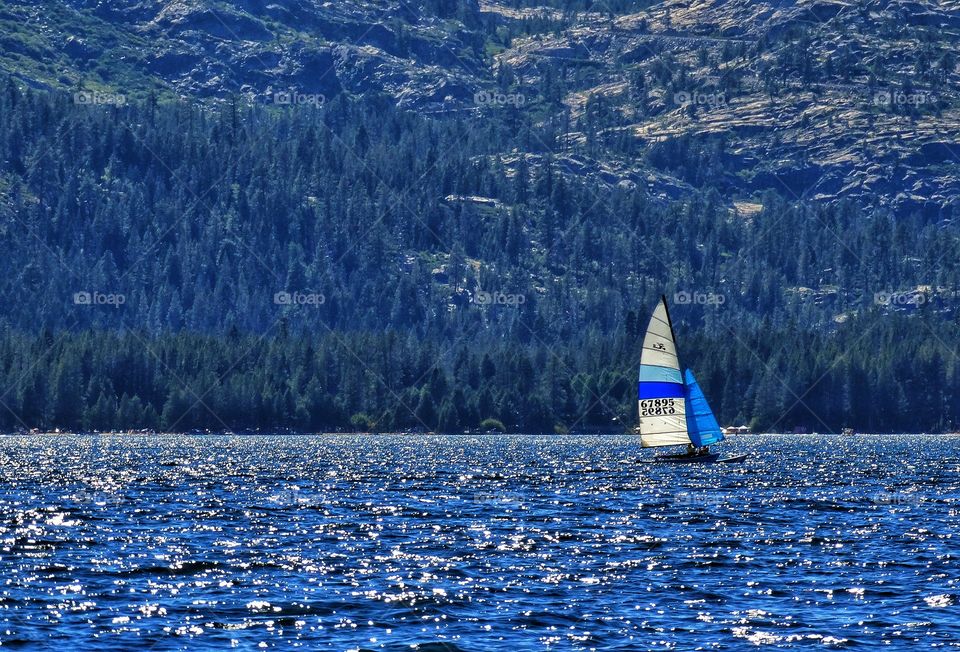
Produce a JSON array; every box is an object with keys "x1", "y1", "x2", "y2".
[
  {"x1": 1, "y1": 313, "x2": 957, "y2": 434},
  {"x1": 0, "y1": 79, "x2": 958, "y2": 432}
]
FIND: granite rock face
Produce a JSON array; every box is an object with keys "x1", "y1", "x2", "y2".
[{"x1": 0, "y1": 0, "x2": 956, "y2": 214}]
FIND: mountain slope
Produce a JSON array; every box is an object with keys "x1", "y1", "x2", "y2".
[{"x1": 0, "y1": 0, "x2": 957, "y2": 212}]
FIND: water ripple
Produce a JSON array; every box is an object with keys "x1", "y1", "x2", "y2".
[{"x1": 0, "y1": 434, "x2": 958, "y2": 649}]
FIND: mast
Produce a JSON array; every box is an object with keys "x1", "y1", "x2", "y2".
[{"x1": 661, "y1": 294, "x2": 679, "y2": 359}]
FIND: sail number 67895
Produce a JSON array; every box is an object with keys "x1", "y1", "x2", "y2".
[{"x1": 639, "y1": 398, "x2": 678, "y2": 416}]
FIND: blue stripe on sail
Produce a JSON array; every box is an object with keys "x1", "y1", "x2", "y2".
[
  {"x1": 638, "y1": 381, "x2": 684, "y2": 399},
  {"x1": 638, "y1": 365, "x2": 683, "y2": 383},
  {"x1": 683, "y1": 369, "x2": 725, "y2": 447}
]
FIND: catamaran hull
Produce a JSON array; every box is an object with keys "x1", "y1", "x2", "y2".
[
  {"x1": 654, "y1": 452, "x2": 720, "y2": 463},
  {"x1": 717, "y1": 454, "x2": 748, "y2": 464}
]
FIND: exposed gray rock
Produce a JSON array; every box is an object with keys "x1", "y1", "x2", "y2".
[{"x1": 0, "y1": 0, "x2": 955, "y2": 214}]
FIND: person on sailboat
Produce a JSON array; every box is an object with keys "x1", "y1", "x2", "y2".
[{"x1": 686, "y1": 443, "x2": 697, "y2": 456}]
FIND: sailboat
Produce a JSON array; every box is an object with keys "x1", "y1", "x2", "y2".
[{"x1": 636, "y1": 295, "x2": 747, "y2": 464}]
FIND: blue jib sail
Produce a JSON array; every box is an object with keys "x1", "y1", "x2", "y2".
[{"x1": 684, "y1": 369, "x2": 725, "y2": 447}]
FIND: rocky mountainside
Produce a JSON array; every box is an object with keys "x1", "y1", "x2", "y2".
[
  {"x1": 499, "y1": 0, "x2": 960, "y2": 215},
  {"x1": 0, "y1": 0, "x2": 487, "y2": 103},
  {"x1": 0, "y1": 0, "x2": 958, "y2": 214}
]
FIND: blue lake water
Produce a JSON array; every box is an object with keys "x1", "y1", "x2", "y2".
[{"x1": 1, "y1": 434, "x2": 959, "y2": 650}]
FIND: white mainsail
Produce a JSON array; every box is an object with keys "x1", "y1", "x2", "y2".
[{"x1": 637, "y1": 297, "x2": 690, "y2": 447}]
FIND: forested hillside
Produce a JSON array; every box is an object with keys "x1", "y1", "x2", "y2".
[{"x1": 0, "y1": 79, "x2": 958, "y2": 432}]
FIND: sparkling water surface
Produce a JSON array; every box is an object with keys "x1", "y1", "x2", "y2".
[{"x1": 1, "y1": 434, "x2": 959, "y2": 650}]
